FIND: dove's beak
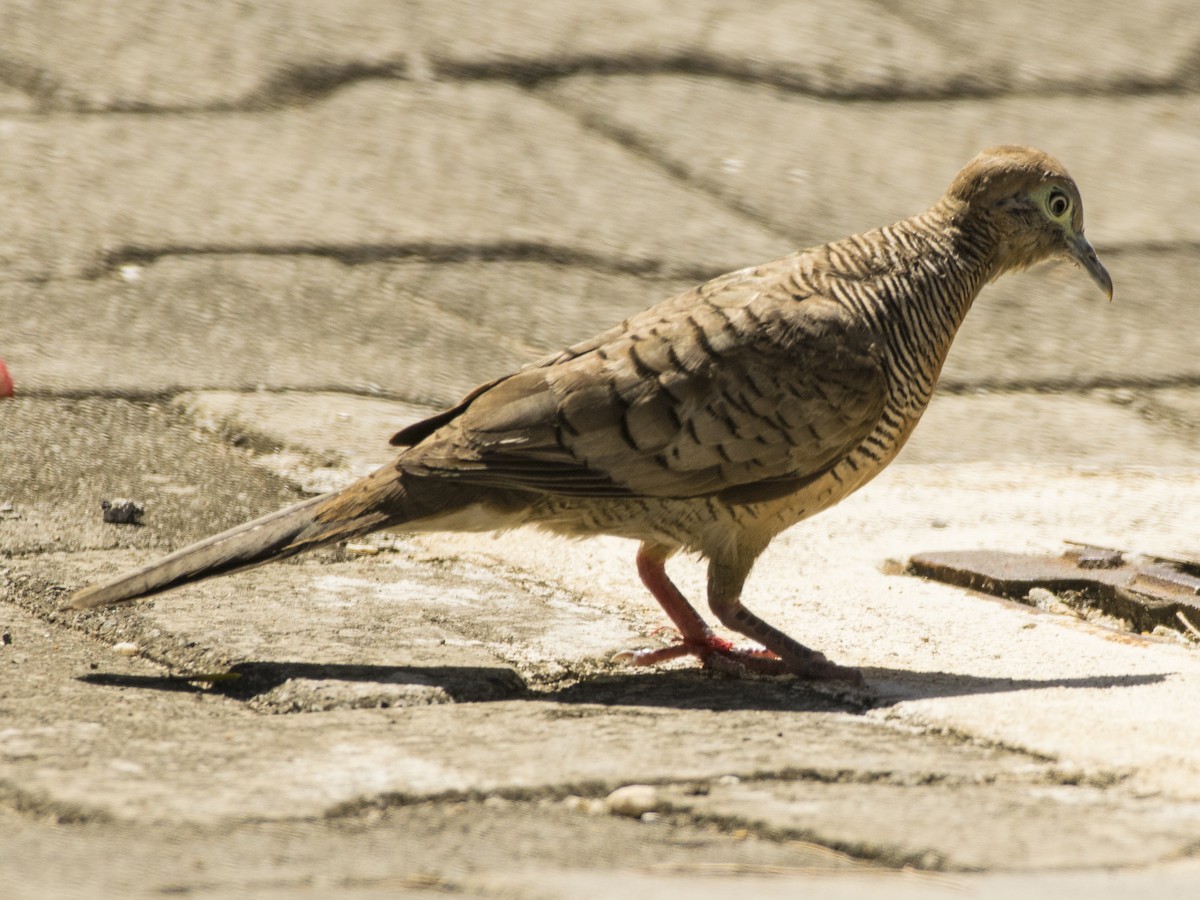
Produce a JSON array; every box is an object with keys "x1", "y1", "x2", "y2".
[{"x1": 1069, "y1": 232, "x2": 1113, "y2": 301}]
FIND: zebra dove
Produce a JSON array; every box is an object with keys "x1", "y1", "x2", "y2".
[{"x1": 69, "y1": 145, "x2": 1112, "y2": 684}]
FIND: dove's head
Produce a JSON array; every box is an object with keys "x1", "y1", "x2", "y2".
[{"x1": 946, "y1": 145, "x2": 1112, "y2": 300}]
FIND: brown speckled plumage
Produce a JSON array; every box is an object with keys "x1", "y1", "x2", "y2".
[{"x1": 69, "y1": 146, "x2": 1112, "y2": 683}]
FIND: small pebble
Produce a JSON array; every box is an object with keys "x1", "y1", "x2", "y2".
[
  {"x1": 113, "y1": 642, "x2": 139, "y2": 656},
  {"x1": 604, "y1": 784, "x2": 658, "y2": 818},
  {"x1": 101, "y1": 499, "x2": 145, "y2": 525},
  {"x1": 1026, "y1": 587, "x2": 1056, "y2": 607}
]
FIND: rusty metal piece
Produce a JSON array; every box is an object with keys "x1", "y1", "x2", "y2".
[{"x1": 907, "y1": 545, "x2": 1200, "y2": 635}]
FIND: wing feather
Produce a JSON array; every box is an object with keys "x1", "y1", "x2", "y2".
[{"x1": 398, "y1": 258, "x2": 886, "y2": 501}]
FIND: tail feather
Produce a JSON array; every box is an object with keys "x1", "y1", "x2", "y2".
[{"x1": 66, "y1": 482, "x2": 399, "y2": 610}]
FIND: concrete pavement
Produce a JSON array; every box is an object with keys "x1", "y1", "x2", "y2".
[{"x1": 2, "y1": 3, "x2": 1199, "y2": 897}]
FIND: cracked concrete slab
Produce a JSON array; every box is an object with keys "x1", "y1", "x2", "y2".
[
  {"x1": 479, "y1": 860, "x2": 1200, "y2": 900},
  {"x1": 176, "y1": 391, "x2": 432, "y2": 483},
  {"x1": 6, "y1": 1, "x2": 1200, "y2": 894},
  {"x1": 943, "y1": 253, "x2": 1200, "y2": 389},
  {"x1": 1, "y1": 258, "x2": 694, "y2": 401},
  {"x1": 0, "y1": 397, "x2": 306, "y2": 556},
  {"x1": 657, "y1": 778, "x2": 1200, "y2": 870},
  {"x1": 2, "y1": 585, "x2": 1032, "y2": 829},
  {"x1": 544, "y1": 76, "x2": 1200, "y2": 249},
  {"x1": 211, "y1": 391, "x2": 1200, "y2": 790},
  {"x1": 416, "y1": 0, "x2": 955, "y2": 98},
  {"x1": 1135, "y1": 386, "x2": 1200, "y2": 438},
  {"x1": 17, "y1": 573, "x2": 1159, "y2": 868},
  {"x1": 175, "y1": 386, "x2": 1199, "y2": 482},
  {"x1": 901, "y1": 389, "x2": 1200, "y2": 466},
  {"x1": 9, "y1": 395, "x2": 1200, "y2": 851},
  {"x1": 6, "y1": 2, "x2": 1189, "y2": 114},
  {"x1": 0, "y1": 803, "x2": 885, "y2": 900},
  {"x1": 0, "y1": 81, "x2": 788, "y2": 281},
  {"x1": 45, "y1": 391, "x2": 1200, "y2": 802},
  {"x1": 0, "y1": 0, "x2": 415, "y2": 111},
  {"x1": 8, "y1": 250, "x2": 1200, "y2": 404},
  {"x1": 900, "y1": 1, "x2": 1200, "y2": 92}
]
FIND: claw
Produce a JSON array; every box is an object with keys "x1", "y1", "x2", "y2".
[
  {"x1": 613, "y1": 644, "x2": 694, "y2": 666},
  {"x1": 616, "y1": 629, "x2": 736, "y2": 668}
]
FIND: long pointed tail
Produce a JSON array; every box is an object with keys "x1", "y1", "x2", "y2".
[{"x1": 66, "y1": 465, "x2": 411, "y2": 610}]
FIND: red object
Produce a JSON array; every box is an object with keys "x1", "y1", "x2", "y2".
[{"x1": 0, "y1": 358, "x2": 12, "y2": 397}]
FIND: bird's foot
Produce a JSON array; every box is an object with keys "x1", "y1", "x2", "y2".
[
  {"x1": 616, "y1": 632, "x2": 787, "y2": 674},
  {"x1": 615, "y1": 630, "x2": 863, "y2": 684},
  {"x1": 709, "y1": 644, "x2": 864, "y2": 684},
  {"x1": 615, "y1": 630, "x2": 737, "y2": 667},
  {"x1": 614, "y1": 643, "x2": 694, "y2": 666}
]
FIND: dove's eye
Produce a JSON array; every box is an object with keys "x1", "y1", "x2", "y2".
[{"x1": 1047, "y1": 190, "x2": 1071, "y2": 218}]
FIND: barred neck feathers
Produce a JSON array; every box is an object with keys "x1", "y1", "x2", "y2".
[
  {"x1": 803, "y1": 200, "x2": 1002, "y2": 406},
  {"x1": 815, "y1": 198, "x2": 1000, "y2": 323}
]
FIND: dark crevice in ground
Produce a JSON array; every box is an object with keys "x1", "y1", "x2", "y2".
[
  {"x1": 659, "y1": 808, "x2": 954, "y2": 872},
  {"x1": 325, "y1": 782, "x2": 930, "y2": 870},
  {"x1": 443, "y1": 54, "x2": 1200, "y2": 103},
  {"x1": 249, "y1": 60, "x2": 411, "y2": 110},
  {"x1": 95, "y1": 241, "x2": 723, "y2": 283},
  {"x1": 938, "y1": 372, "x2": 1200, "y2": 395},
  {"x1": 334, "y1": 784, "x2": 949, "y2": 871},
  {"x1": 4, "y1": 52, "x2": 1199, "y2": 116},
  {"x1": 0, "y1": 781, "x2": 112, "y2": 825},
  {"x1": 536, "y1": 92, "x2": 799, "y2": 244},
  {"x1": 82, "y1": 238, "x2": 1200, "y2": 288},
  {"x1": 0, "y1": 58, "x2": 410, "y2": 115},
  {"x1": 0, "y1": 55, "x2": 70, "y2": 109},
  {"x1": 17, "y1": 375, "x2": 1200, "y2": 405},
  {"x1": 7, "y1": 385, "x2": 430, "y2": 404}
]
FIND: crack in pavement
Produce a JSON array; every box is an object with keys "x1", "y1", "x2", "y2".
[
  {"x1": 75, "y1": 230, "x2": 1200, "y2": 291},
  {"x1": 938, "y1": 373, "x2": 1200, "y2": 395},
  {"x1": 17, "y1": 378, "x2": 1200, "y2": 406},
  {"x1": 0, "y1": 781, "x2": 113, "y2": 825},
  {"x1": 94, "y1": 240, "x2": 723, "y2": 283},
  {"x1": 443, "y1": 54, "x2": 1200, "y2": 103},
  {"x1": 5, "y1": 385, "x2": 424, "y2": 404},
  {"x1": 4, "y1": 50, "x2": 1199, "y2": 116},
  {"x1": 535, "y1": 90, "x2": 799, "y2": 245},
  {"x1": 317, "y1": 780, "x2": 937, "y2": 872}
]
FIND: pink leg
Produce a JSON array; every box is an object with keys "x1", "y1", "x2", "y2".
[
  {"x1": 617, "y1": 545, "x2": 788, "y2": 675},
  {"x1": 708, "y1": 559, "x2": 865, "y2": 685}
]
